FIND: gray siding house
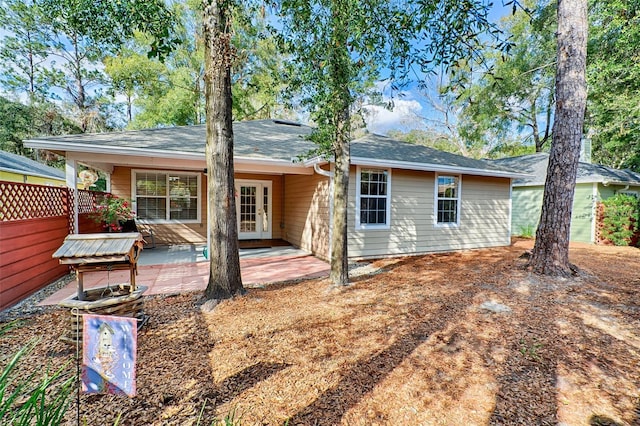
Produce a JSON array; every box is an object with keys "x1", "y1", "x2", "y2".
[{"x1": 25, "y1": 119, "x2": 522, "y2": 260}]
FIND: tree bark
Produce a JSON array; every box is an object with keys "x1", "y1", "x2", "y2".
[
  {"x1": 328, "y1": 0, "x2": 351, "y2": 286},
  {"x1": 202, "y1": 0, "x2": 244, "y2": 299},
  {"x1": 330, "y1": 108, "x2": 350, "y2": 286},
  {"x1": 529, "y1": 0, "x2": 588, "y2": 276}
]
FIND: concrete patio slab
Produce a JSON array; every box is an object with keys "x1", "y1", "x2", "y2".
[{"x1": 40, "y1": 245, "x2": 329, "y2": 305}]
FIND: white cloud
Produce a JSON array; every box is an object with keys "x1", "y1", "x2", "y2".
[{"x1": 363, "y1": 98, "x2": 425, "y2": 135}]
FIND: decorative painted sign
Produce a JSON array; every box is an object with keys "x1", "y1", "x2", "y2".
[{"x1": 82, "y1": 314, "x2": 137, "y2": 397}]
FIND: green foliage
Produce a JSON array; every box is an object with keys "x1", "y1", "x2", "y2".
[
  {"x1": 517, "y1": 224, "x2": 536, "y2": 239},
  {"x1": 0, "y1": 321, "x2": 75, "y2": 425},
  {"x1": 600, "y1": 194, "x2": 640, "y2": 247},
  {"x1": 0, "y1": 0, "x2": 177, "y2": 131},
  {"x1": 106, "y1": 2, "x2": 288, "y2": 129},
  {"x1": 587, "y1": 0, "x2": 640, "y2": 172},
  {"x1": 0, "y1": 96, "x2": 81, "y2": 155},
  {"x1": 519, "y1": 337, "x2": 543, "y2": 361},
  {"x1": 231, "y1": 8, "x2": 289, "y2": 121},
  {"x1": 0, "y1": 0, "x2": 51, "y2": 100},
  {"x1": 39, "y1": 0, "x2": 178, "y2": 59},
  {"x1": 451, "y1": 0, "x2": 640, "y2": 172},
  {"x1": 276, "y1": 0, "x2": 506, "y2": 154},
  {"x1": 91, "y1": 194, "x2": 136, "y2": 231},
  {"x1": 195, "y1": 399, "x2": 242, "y2": 426},
  {"x1": 452, "y1": 0, "x2": 556, "y2": 154}
]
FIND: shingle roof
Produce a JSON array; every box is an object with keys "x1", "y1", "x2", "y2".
[
  {"x1": 352, "y1": 133, "x2": 519, "y2": 175},
  {"x1": 491, "y1": 153, "x2": 640, "y2": 186},
  {"x1": 26, "y1": 120, "x2": 316, "y2": 161},
  {"x1": 0, "y1": 150, "x2": 64, "y2": 180},
  {"x1": 25, "y1": 119, "x2": 522, "y2": 177}
]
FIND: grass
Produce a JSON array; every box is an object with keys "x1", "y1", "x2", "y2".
[{"x1": 0, "y1": 321, "x2": 75, "y2": 426}]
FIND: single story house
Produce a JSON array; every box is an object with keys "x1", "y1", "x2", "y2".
[
  {"x1": 492, "y1": 153, "x2": 640, "y2": 243},
  {"x1": 25, "y1": 119, "x2": 524, "y2": 260},
  {"x1": 0, "y1": 150, "x2": 65, "y2": 186}
]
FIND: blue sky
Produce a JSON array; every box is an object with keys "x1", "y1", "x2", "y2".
[
  {"x1": 364, "y1": 1, "x2": 513, "y2": 135},
  {"x1": 0, "y1": 1, "x2": 514, "y2": 136}
]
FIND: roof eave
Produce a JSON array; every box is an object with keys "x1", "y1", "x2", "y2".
[
  {"x1": 24, "y1": 139, "x2": 203, "y2": 161},
  {"x1": 303, "y1": 155, "x2": 330, "y2": 167},
  {"x1": 601, "y1": 180, "x2": 640, "y2": 187},
  {"x1": 24, "y1": 138, "x2": 312, "y2": 173},
  {"x1": 351, "y1": 156, "x2": 529, "y2": 179},
  {"x1": 514, "y1": 178, "x2": 640, "y2": 187}
]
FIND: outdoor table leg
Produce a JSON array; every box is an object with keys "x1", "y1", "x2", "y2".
[
  {"x1": 77, "y1": 270, "x2": 85, "y2": 301},
  {"x1": 129, "y1": 265, "x2": 136, "y2": 293}
]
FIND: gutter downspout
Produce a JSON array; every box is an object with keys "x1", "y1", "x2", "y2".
[{"x1": 314, "y1": 163, "x2": 333, "y2": 178}]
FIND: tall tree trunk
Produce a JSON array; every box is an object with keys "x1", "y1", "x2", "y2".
[
  {"x1": 202, "y1": 0, "x2": 244, "y2": 300},
  {"x1": 529, "y1": 0, "x2": 588, "y2": 276},
  {"x1": 328, "y1": 0, "x2": 351, "y2": 286},
  {"x1": 330, "y1": 108, "x2": 350, "y2": 286}
]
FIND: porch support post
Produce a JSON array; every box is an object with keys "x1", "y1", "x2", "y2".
[
  {"x1": 66, "y1": 157, "x2": 79, "y2": 234},
  {"x1": 207, "y1": 173, "x2": 210, "y2": 259},
  {"x1": 105, "y1": 172, "x2": 112, "y2": 193},
  {"x1": 313, "y1": 162, "x2": 334, "y2": 260}
]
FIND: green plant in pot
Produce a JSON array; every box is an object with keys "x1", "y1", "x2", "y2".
[{"x1": 92, "y1": 194, "x2": 135, "y2": 232}]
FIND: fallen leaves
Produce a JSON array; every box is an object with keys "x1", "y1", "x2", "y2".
[{"x1": 1, "y1": 240, "x2": 639, "y2": 425}]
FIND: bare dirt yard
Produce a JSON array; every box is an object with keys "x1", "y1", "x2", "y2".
[{"x1": 1, "y1": 239, "x2": 639, "y2": 425}]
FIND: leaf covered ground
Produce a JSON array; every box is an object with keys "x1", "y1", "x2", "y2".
[{"x1": 1, "y1": 239, "x2": 639, "y2": 425}]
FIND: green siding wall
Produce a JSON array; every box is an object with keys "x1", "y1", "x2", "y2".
[
  {"x1": 598, "y1": 183, "x2": 640, "y2": 200},
  {"x1": 571, "y1": 184, "x2": 595, "y2": 243},
  {"x1": 512, "y1": 183, "x2": 595, "y2": 243},
  {"x1": 512, "y1": 186, "x2": 544, "y2": 237}
]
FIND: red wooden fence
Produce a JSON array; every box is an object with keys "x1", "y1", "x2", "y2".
[
  {"x1": 0, "y1": 181, "x2": 103, "y2": 310},
  {"x1": 0, "y1": 217, "x2": 70, "y2": 309}
]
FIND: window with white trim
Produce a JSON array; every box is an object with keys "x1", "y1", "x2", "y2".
[
  {"x1": 134, "y1": 171, "x2": 200, "y2": 222},
  {"x1": 435, "y1": 175, "x2": 460, "y2": 225},
  {"x1": 356, "y1": 168, "x2": 390, "y2": 229}
]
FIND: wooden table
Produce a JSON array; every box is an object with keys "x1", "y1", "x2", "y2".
[{"x1": 53, "y1": 233, "x2": 145, "y2": 301}]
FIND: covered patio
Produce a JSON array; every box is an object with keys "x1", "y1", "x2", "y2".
[{"x1": 40, "y1": 245, "x2": 329, "y2": 305}]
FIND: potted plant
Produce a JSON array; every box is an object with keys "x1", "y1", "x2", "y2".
[{"x1": 92, "y1": 194, "x2": 135, "y2": 232}]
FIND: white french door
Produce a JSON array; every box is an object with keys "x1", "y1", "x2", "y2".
[{"x1": 235, "y1": 180, "x2": 272, "y2": 240}]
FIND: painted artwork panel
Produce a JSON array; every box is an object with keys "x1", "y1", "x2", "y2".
[{"x1": 82, "y1": 314, "x2": 137, "y2": 397}]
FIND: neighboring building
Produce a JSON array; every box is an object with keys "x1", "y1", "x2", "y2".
[
  {"x1": 493, "y1": 153, "x2": 640, "y2": 243},
  {"x1": 25, "y1": 119, "x2": 523, "y2": 259},
  {"x1": 0, "y1": 150, "x2": 65, "y2": 186}
]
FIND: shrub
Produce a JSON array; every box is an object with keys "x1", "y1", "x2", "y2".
[
  {"x1": 517, "y1": 224, "x2": 536, "y2": 239},
  {"x1": 599, "y1": 194, "x2": 640, "y2": 247}
]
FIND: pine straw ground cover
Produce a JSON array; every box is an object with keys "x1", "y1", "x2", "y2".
[{"x1": 1, "y1": 239, "x2": 639, "y2": 425}]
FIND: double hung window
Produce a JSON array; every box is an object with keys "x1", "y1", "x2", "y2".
[
  {"x1": 134, "y1": 171, "x2": 199, "y2": 222},
  {"x1": 356, "y1": 168, "x2": 390, "y2": 229},
  {"x1": 436, "y1": 175, "x2": 460, "y2": 225}
]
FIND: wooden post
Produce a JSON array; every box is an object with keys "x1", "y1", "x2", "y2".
[{"x1": 77, "y1": 269, "x2": 85, "y2": 301}]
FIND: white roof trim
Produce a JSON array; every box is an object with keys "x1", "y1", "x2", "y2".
[
  {"x1": 303, "y1": 155, "x2": 329, "y2": 167},
  {"x1": 25, "y1": 139, "x2": 202, "y2": 161},
  {"x1": 514, "y1": 179, "x2": 640, "y2": 187},
  {"x1": 350, "y1": 156, "x2": 528, "y2": 179}
]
